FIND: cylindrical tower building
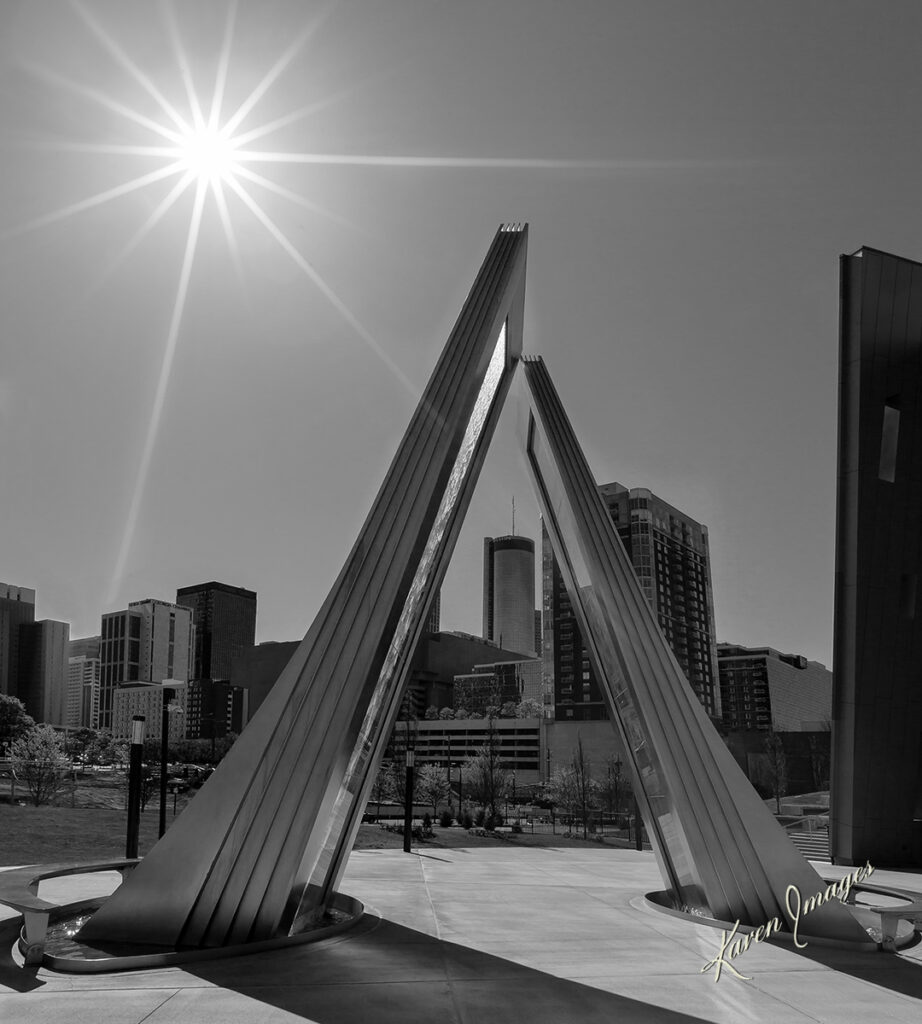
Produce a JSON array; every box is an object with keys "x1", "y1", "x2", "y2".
[{"x1": 482, "y1": 535, "x2": 536, "y2": 657}]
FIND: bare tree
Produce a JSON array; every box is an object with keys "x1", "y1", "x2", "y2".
[
  {"x1": 464, "y1": 713, "x2": 509, "y2": 822},
  {"x1": 11, "y1": 725, "x2": 69, "y2": 806},
  {"x1": 416, "y1": 762, "x2": 451, "y2": 816},
  {"x1": 807, "y1": 721, "x2": 831, "y2": 792},
  {"x1": 760, "y1": 730, "x2": 788, "y2": 814}
]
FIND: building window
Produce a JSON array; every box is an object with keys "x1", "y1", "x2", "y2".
[{"x1": 879, "y1": 403, "x2": 900, "y2": 482}]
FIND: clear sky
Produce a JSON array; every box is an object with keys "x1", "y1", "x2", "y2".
[{"x1": 2, "y1": 0, "x2": 921, "y2": 668}]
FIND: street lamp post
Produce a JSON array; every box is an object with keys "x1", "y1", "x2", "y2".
[
  {"x1": 126, "y1": 715, "x2": 145, "y2": 858},
  {"x1": 402, "y1": 747, "x2": 415, "y2": 853},
  {"x1": 159, "y1": 680, "x2": 185, "y2": 839}
]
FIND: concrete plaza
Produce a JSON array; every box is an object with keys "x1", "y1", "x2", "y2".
[{"x1": 2, "y1": 845, "x2": 922, "y2": 1023}]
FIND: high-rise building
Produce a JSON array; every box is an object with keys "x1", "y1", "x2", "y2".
[
  {"x1": 176, "y1": 582, "x2": 257, "y2": 682},
  {"x1": 0, "y1": 583, "x2": 35, "y2": 698},
  {"x1": 18, "y1": 619, "x2": 70, "y2": 725},
  {"x1": 185, "y1": 679, "x2": 247, "y2": 740},
  {"x1": 113, "y1": 681, "x2": 188, "y2": 743},
  {"x1": 718, "y1": 644, "x2": 832, "y2": 732},
  {"x1": 543, "y1": 483, "x2": 720, "y2": 721},
  {"x1": 832, "y1": 246, "x2": 922, "y2": 867},
  {"x1": 482, "y1": 535, "x2": 536, "y2": 657},
  {"x1": 426, "y1": 588, "x2": 441, "y2": 634},
  {"x1": 68, "y1": 655, "x2": 100, "y2": 729},
  {"x1": 68, "y1": 636, "x2": 101, "y2": 729},
  {"x1": 99, "y1": 599, "x2": 194, "y2": 731}
]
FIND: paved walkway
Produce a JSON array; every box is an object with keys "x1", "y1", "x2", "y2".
[{"x1": 2, "y1": 847, "x2": 922, "y2": 1023}]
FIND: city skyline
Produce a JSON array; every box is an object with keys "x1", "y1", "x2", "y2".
[{"x1": 4, "y1": 1, "x2": 922, "y2": 668}]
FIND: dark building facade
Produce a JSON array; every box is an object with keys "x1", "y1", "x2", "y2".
[
  {"x1": 543, "y1": 483, "x2": 720, "y2": 722},
  {"x1": 832, "y1": 246, "x2": 922, "y2": 867},
  {"x1": 718, "y1": 643, "x2": 832, "y2": 733},
  {"x1": 18, "y1": 619, "x2": 70, "y2": 725},
  {"x1": 176, "y1": 582, "x2": 257, "y2": 682},
  {"x1": 186, "y1": 679, "x2": 247, "y2": 740},
  {"x1": 231, "y1": 640, "x2": 299, "y2": 722},
  {"x1": 0, "y1": 583, "x2": 35, "y2": 699}
]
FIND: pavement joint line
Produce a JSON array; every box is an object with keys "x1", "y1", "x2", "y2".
[{"x1": 134, "y1": 987, "x2": 180, "y2": 1024}]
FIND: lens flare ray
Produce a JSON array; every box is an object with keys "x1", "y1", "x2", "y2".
[
  {"x1": 1, "y1": 161, "x2": 186, "y2": 240},
  {"x1": 27, "y1": 2, "x2": 659, "y2": 604},
  {"x1": 106, "y1": 178, "x2": 208, "y2": 606},
  {"x1": 225, "y1": 174, "x2": 416, "y2": 397},
  {"x1": 71, "y1": 0, "x2": 191, "y2": 134}
]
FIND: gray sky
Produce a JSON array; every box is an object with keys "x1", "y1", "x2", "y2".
[{"x1": 2, "y1": 0, "x2": 920, "y2": 667}]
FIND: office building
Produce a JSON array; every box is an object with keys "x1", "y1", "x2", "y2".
[
  {"x1": 176, "y1": 582, "x2": 257, "y2": 683},
  {"x1": 0, "y1": 583, "x2": 35, "y2": 698},
  {"x1": 67, "y1": 636, "x2": 101, "y2": 729},
  {"x1": 99, "y1": 599, "x2": 194, "y2": 731},
  {"x1": 543, "y1": 483, "x2": 720, "y2": 721},
  {"x1": 230, "y1": 640, "x2": 299, "y2": 722},
  {"x1": 388, "y1": 716, "x2": 544, "y2": 788},
  {"x1": 18, "y1": 619, "x2": 70, "y2": 725},
  {"x1": 718, "y1": 644, "x2": 832, "y2": 732},
  {"x1": 426, "y1": 588, "x2": 441, "y2": 634},
  {"x1": 832, "y1": 246, "x2": 922, "y2": 867},
  {"x1": 453, "y1": 658, "x2": 543, "y2": 715},
  {"x1": 185, "y1": 679, "x2": 247, "y2": 740},
  {"x1": 68, "y1": 654, "x2": 100, "y2": 729},
  {"x1": 113, "y1": 681, "x2": 188, "y2": 743},
  {"x1": 483, "y1": 535, "x2": 536, "y2": 657}
]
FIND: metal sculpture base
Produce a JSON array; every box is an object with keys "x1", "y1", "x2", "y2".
[
  {"x1": 16, "y1": 889, "x2": 364, "y2": 974},
  {"x1": 641, "y1": 882, "x2": 918, "y2": 952}
]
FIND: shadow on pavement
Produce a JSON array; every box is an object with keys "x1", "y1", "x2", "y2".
[
  {"x1": 0, "y1": 920, "x2": 43, "y2": 993},
  {"x1": 182, "y1": 915, "x2": 712, "y2": 1024},
  {"x1": 784, "y1": 935, "x2": 922, "y2": 1002}
]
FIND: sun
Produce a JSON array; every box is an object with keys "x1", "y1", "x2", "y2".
[{"x1": 175, "y1": 124, "x2": 240, "y2": 185}]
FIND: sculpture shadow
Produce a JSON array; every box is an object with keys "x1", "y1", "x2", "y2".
[
  {"x1": 0, "y1": 919, "x2": 43, "y2": 993},
  {"x1": 182, "y1": 916, "x2": 712, "y2": 1024},
  {"x1": 783, "y1": 935, "x2": 922, "y2": 1002}
]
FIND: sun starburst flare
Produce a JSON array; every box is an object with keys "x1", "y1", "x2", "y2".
[{"x1": 16, "y1": 1, "x2": 687, "y2": 609}]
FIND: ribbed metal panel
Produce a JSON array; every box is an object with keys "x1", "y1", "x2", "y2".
[
  {"x1": 82, "y1": 225, "x2": 527, "y2": 948},
  {"x1": 521, "y1": 355, "x2": 870, "y2": 944}
]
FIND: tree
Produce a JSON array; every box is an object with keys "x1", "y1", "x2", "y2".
[
  {"x1": 598, "y1": 754, "x2": 627, "y2": 822},
  {"x1": 515, "y1": 698, "x2": 543, "y2": 719},
  {"x1": 0, "y1": 695, "x2": 35, "y2": 756},
  {"x1": 807, "y1": 722, "x2": 831, "y2": 792},
  {"x1": 548, "y1": 738, "x2": 599, "y2": 838},
  {"x1": 464, "y1": 736, "x2": 508, "y2": 820},
  {"x1": 424, "y1": 705, "x2": 439, "y2": 720},
  {"x1": 416, "y1": 762, "x2": 451, "y2": 815},
  {"x1": 438, "y1": 707, "x2": 455, "y2": 720},
  {"x1": 70, "y1": 726, "x2": 99, "y2": 762},
  {"x1": 369, "y1": 760, "x2": 399, "y2": 817},
  {"x1": 454, "y1": 708, "x2": 470, "y2": 720},
  {"x1": 10, "y1": 725, "x2": 69, "y2": 806},
  {"x1": 760, "y1": 730, "x2": 788, "y2": 814},
  {"x1": 85, "y1": 730, "x2": 122, "y2": 765}
]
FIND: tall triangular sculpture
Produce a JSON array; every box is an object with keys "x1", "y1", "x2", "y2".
[
  {"x1": 83, "y1": 225, "x2": 871, "y2": 953},
  {"x1": 519, "y1": 356, "x2": 870, "y2": 943},
  {"x1": 82, "y1": 224, "x2": 528, "y2": 947}
]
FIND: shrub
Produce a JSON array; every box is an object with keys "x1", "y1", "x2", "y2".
[
  {"x1": 484, "y1": 815, "x2": 496, "y2": 831},
  {"x1": 422, "y1": 812, "x2": 432, "y2": 830},
  {"x1": 474, "y1": 808, "x2": 485, "y2": 826},
  {"x1": 461, "y1": 811, "x2": 473, "y2": 829},
  {"x1": 439, "y1": 810, "x2": 453, "y2": 828}
]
